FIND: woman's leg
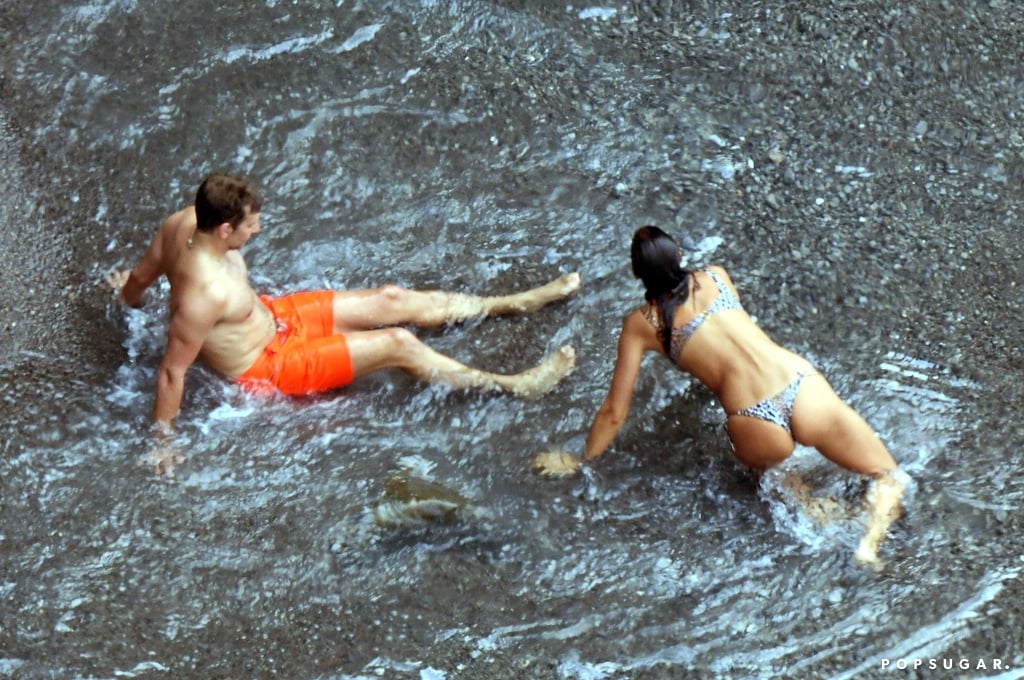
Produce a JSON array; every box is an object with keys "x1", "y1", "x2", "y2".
[
  {"x1": 790, "y1": 376, "x2": 896, "y2": 474},
  {"x1": 344, "y1": 327, "x2": 576, "y2": 399},
  {"x1": 330, "y1": 273, "x2": 581, "y2": 332},
  {"x1": 790, "y1": 375, "x2": 903, "y2": 567},
  {"x1": 725, "y1": 417, "x2": 797, "y2": 472},
  {"x1": 853, "y1": 473, "x2": 903, "y2": 568}
]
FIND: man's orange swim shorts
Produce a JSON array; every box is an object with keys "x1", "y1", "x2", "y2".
[{"x1": 236, "y1": 291, "x2": 354, "y2": 395}]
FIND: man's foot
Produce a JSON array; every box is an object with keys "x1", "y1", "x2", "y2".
[
  {"x1": 510, "y1": 345, "x2": 576, "y2": 399},
  {"x1": 551, "y1": 272, "x2": 581, "y2": 297},
  {"x1": 510, "y1": 273, "x2": 581, "y2": 313}
]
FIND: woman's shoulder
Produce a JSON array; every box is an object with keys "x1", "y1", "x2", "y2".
[
  {"x1": 701, "y1": 264, "x2": 731, "y2": 278},
  {"x1": 700, "y1": 265, "x2": 740, "y2": 290},
  {"x1": 628, "y1": 302, "x2": 658, "y2": 329},
  {"x1": 621, "y1": 305, "x2": 666, "y2": 354}
]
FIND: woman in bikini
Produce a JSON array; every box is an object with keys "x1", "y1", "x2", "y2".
[{"x1": 534, "y1": 226, "x2": 903, "y2": 567}]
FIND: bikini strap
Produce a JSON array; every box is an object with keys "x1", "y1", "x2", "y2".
[{"x1": 704, "y1": 269, "x2": 729, "y2": 293}]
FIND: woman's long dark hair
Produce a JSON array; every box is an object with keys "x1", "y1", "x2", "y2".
[{"x1": 631, "y1": 226, "x2": 693, "y2": 352}]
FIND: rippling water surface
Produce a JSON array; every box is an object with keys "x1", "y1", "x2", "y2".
[{"x1": 2, "y1": 2, "x2": 1023, "y2": 678}]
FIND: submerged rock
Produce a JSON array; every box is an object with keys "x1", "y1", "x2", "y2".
[{"x1": 372, "y1": 470, "x2": 472, "y2": 527}]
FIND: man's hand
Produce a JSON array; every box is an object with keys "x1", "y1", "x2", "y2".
[
  {"x1": 104, "y1": 269, "x2": 130, "y2": 293},
  {"x1": 140, "y1": 423, "x2": 185, "y2": 478},
  {"x1": 139, "y1": 445, "x2": 186, "y2": 478},
  {"x1": 531, "y1": 451, "x2": 583, "y2": 478},
  {"x1": 104, "y1": 269, "x2": 147, "y2": 308}
]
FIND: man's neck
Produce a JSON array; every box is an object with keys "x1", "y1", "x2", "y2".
[{"x1": 188, "y1": 229, "x2": 228, "y2": 256}]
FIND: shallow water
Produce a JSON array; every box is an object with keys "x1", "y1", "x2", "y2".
[{"x1": 2, "y1": 1, "x2": 1023, "y2": 678}]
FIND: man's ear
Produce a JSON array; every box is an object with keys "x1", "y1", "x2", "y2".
[{"x1": 215, "y1": 222, "x2": 233, "y2": 240}]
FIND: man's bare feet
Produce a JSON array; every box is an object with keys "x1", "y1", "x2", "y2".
[
  {"x1": 510, "y1": 345, "x2": 576, "y2": 399},
  {"x1": 510, "y1": 273, "x2": 581, "y2": 313},
  {"x1": 552, "y1": 272, "x2": 581, "y2": 297}
]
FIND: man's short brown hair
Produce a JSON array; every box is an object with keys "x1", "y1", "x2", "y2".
[{"x1": 194, "y1": 174, "x2": 263, "y2": 232}]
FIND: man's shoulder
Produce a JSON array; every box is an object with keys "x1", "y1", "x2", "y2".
[{"x1": 161, "y1": 206, "x2": 196, "y2": 231}]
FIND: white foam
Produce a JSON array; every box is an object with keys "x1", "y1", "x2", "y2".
[
  {"x1": 337, "y1": 23, "x2": 385, "y2": 52},
  {"x1": 578, "y1": 7, "x2": 617, "y2": 21}
]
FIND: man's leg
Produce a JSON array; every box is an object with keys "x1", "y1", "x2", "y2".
[
  {"x1": 345, "y1": 326, "x2": 576, "y2": 399},
  {"x1": 330, "y1": 273, "x2": 580, "y2": 332}
]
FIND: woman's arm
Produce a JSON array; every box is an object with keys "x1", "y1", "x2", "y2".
[
  {"x1": 582, "y1": 311, "x2": 651, "y2": 462},
  {"x1": 534, "y1": 310, "x2": 658, "y2": 476}
]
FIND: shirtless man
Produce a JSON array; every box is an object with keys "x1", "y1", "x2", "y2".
[{"x1": 109, "y1": 173, "x2": 579, "y2": 441}]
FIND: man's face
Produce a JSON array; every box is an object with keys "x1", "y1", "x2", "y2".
[{"x1": 227, "y1": 207, "x2": 261, "y2": 249}]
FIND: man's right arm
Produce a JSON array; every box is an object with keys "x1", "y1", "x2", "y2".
[{"x1": 121, "y1": 218, "x2": 171, "y2": 307}]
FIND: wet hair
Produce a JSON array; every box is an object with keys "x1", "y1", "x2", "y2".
[
  {"x1": 630, "y1": 225, "x2": 693, "y2": 352},
  {"x1": 194, "y1": 173, "x2": 263, "y2": 232}
]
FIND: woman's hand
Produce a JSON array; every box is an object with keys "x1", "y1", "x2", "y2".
[{"x1": 531, "y1": 451, "x2": 583, "y2": 477}]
